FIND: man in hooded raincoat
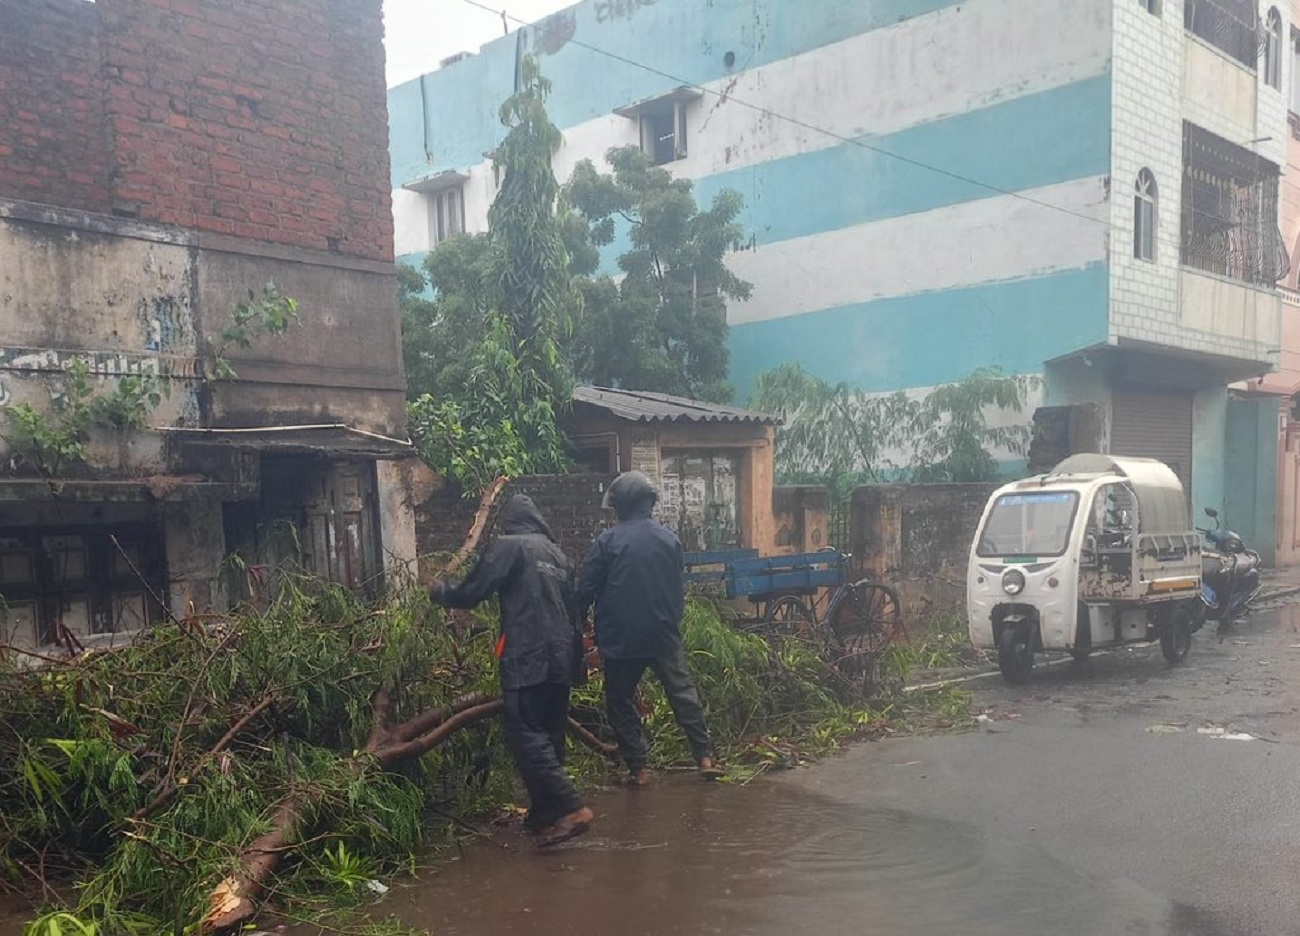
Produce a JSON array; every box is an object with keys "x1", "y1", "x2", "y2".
[
  {"x1": 430, "y1": 494, "x2": 593, "y2": 847},
  {"x1": 575, "y1": 471, "x2": 723, "y2": 786}
]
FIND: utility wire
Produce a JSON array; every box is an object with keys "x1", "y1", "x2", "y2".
[{"x1": 455, "y1": 0, "x2": 1283, "y2": 266}]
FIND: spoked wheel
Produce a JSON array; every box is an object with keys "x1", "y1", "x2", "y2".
[
  {"x1": 1160, "y1": 603, "x2": 1194, "y2": 664},
  {"x1": 764, "y1": 595, "x2": 816, "y2": 639},
  {"x1": 998, "y1": 626, "x2": 1034, "y2": 684},
  {"x1": 828, "y1": 581, "x2": 902, "y2": 656}
]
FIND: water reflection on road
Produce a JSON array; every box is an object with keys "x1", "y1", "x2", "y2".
[{"x1": 350, "y1": 776, "x2": 1181, "y2": 936}]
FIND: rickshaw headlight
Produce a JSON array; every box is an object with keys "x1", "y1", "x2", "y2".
[{"x1": 1002, "y1": 569, "x2": 1026, "y2": 596}]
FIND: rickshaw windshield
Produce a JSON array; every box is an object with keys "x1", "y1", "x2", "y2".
[{"x1": 976, "y1": 491, "x2": 1079, "y2": 558}]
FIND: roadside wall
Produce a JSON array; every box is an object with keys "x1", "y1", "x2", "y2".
[
  {"x1": 414, "y1": 468, "x2": 614, "y2": 577},
  {"x1": 850, "y1": 483, "x2": 998, "y2": 621}
]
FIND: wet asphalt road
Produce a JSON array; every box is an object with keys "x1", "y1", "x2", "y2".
[{"x1": 365, "y1": 601, "x2": 1300, "y2": 936}]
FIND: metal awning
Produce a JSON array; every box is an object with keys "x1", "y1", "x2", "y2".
[
  {"x1": 157, "y1": 424, "x2": 417, "y2": 458},
  {"x1": 614, "y1": 86, "x2": 704, "y2": 118}
]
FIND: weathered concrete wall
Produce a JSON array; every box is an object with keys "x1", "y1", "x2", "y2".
[
  {"x1": 772, "y1": 485, "x2": 829, "y2": 554},
  {"x1": 0, "y1": 202, "x2": 407, "y2": 477},
  {"x1": 850, "y1": 483, "x2": 999, "y2": 620},
  {"x1": 0, "y1": 0, "x2": 394, "y2": 262},
  {"x1": 414, "y1": 466, "x2": 614, "y2": 578}
]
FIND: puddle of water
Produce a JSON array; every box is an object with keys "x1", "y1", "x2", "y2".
[{"x1": 281, "y1": 776, "x2": 1186, "y2": 936}]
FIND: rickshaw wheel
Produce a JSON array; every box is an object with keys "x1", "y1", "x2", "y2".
[
  {"x1": 998, "y1": 627, "x2": 1034, "y2": 683},
  {"x1": 1160, "y1": 604, "x2": 1193, "y2": 664},
  {"x1": 765, "y1": 595, "x2": 815, "y2": 639},
  {"x1": 829, "y1": 582, "x2": 902, "y2": 655}
]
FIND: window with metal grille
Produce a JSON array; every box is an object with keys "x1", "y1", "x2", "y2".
[
  {"x1": 1180, "y1": 123, "x2": 1290, "y2": 286},
  {"x1": 1134, "y1": 169, "x2": 1158, "y2": 262},
  {"x1": 1184, "y1": 0, "x2": 1260, "y2": 68}
]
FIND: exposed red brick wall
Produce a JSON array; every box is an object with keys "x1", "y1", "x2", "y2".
[
  {"x1": 0, "y1": 0, "x2": 394, "y2": 262},
  {"x1": 0, "y1": 0, "x2": 113, "y2": 212}
]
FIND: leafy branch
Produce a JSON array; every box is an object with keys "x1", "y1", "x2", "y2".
[
  {"x1": 208, "y1": 282, "x2": 301, "y2": 380},
  {"x1": 752, "y1": 365, "x2": 1039, "y2": 495},
  {"x1": 0, "y1": 360, "x2": 169, "y2": 479}
]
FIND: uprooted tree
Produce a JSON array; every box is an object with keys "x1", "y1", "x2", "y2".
[{"x1": 0, "y1": 476, "x2": 885, "y2": 934}]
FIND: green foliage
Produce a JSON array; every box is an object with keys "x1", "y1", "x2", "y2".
[
  {"x1": 0, "y1": 359, "x2": 169, "y2": 478},
  {"x1": 0, "y1": 581, "x2": 493, "y2": 933},
  {"x1": 407, "y1": 311, "x2": 571, "y2": 493},
  {"x1": 210, "y1": 281, "x2": 302, "y2": 380},
  {"x1": 752, "y1": 364, "x2": 1037, "y2": 488},
  {"x1": 403, "y1": 57, "x2": 574, "y2": 493},
  {"x1": 564, "y1": 146, "x2": 750, "y2": 403},
  {"x1": 0, "y1": 586, "x2": 905, "y2": 930}
]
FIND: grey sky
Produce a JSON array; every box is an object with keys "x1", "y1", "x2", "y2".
[{"x1": 383, "y1": 0, "x2": 571, "y2": 87}]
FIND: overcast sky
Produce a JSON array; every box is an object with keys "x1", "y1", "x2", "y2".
[{"x1": 383, "y1": 0, "x2": 572, "y2": 87}]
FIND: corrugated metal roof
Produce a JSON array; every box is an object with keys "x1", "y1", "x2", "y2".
[{"x1": 572, "y1": 386, "x2": 781, "y2": 425}]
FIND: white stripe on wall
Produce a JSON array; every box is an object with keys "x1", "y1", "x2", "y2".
[{"x1": 724, "y1": 176, "x2": 1110, "y2": 326}]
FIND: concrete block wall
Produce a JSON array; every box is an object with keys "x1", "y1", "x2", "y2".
[
  {"x1": 414, "y1": 473, "x2": 616, "y2": 576},
  {"x1": 0, "y1": 0, "x2": 394, "y2": 262},
  {"x1": 850, "y1": 483, "x2": 999, "y2": 620}
]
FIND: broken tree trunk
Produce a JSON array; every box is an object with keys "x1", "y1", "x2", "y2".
[{"x1": 203, "y1": 478, "x2": 509, "y2": 933}]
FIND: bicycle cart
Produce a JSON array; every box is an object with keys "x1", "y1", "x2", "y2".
[{"x1": 683, "y1": 548, "x2": 904, "y2": 664}]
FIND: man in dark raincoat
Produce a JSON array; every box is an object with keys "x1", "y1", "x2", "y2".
[
  {"x1": 430, "y1": 494, "x2": 593, "y2": 847},
  {"x1": 575, "y1": 471, "x2": 723, "y2": 786}
]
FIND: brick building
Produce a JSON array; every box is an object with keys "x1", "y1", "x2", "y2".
[{"x1": 0, "y1": 0, "x2": 415, "y2": 651}]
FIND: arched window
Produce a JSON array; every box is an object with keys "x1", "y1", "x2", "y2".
[
  {"x1": 1134, "y1": 169, "x2": 1157, "y2": 262},
  {"x1": 1266, "y1": 7, "x2": 1283, "y2": 90},
  {"x1": 1140, "y1": 0, "x2": 1160, "y2": 15}
]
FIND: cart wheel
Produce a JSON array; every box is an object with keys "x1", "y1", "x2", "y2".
[
  {"x1": 829, "y1": 582, "x2": 902, "y2": 655},
  {"x1": 1160, "y1": 604, "x2": 1193, "y2": 664},
  {"x1": 998, "y1": 627, "x2": 1034, "y2": 684},
  {"x1": 764, "y1": 595, "x2": 815, "y2": 639}
]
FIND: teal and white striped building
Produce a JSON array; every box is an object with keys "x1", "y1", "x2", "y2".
[{"x1": 389, "y1": 0, "x2": 1290, "y2": 528}]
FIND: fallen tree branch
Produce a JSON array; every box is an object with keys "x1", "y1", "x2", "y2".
[
  {"x1": 203, "y1": 691, "x2": 502, "y2": 932},
  {"x1": 567, "y1": 717, "x2": 618, "y2": 756},
  {"x1": 435, "y1": 476, "x2": 509, "y2": 580},
  {"x1": 134, "y1": 695, "x2": 279, "y2": 821},
  {"x1": 201, "y1": 478, "x2": 515, "y2": 933}
]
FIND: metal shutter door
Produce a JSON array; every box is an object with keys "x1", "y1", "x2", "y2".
[{"x1": 1111, "y1": 391, "x2": 1194, "y2": 495}]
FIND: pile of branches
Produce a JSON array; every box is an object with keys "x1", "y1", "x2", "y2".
[{"x1": 0, "y1": 495, "x2": 878, "y2": 934}]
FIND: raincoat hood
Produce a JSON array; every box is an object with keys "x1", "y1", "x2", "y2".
[{"x1": 499, "y1": 494, "x2": 558, "y2": 542}]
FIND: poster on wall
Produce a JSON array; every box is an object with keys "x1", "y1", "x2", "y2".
[
  {"x1": 629, "y1": 431, "x2": 660, "y2": 482},
  {"x1": 658, "y1": 451, "x2": 741, "y2": 551}
]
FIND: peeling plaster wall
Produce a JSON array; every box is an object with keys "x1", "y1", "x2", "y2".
[{"x1": 0, "y1": 204, "x2": 408, "y2": 478}]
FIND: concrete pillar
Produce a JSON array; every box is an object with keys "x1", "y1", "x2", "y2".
[{"x1": 163, "y1": 501, "x2": 227, "y2": 617}]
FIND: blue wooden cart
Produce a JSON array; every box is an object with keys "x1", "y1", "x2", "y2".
[{"x1": 683, "y1": 548, "x2": 903, "y2": 656}]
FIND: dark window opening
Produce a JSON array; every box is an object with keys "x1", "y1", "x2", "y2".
[
  {"x1": 640, "y1": 101, "x2": 689, "y2": 165},
  {"x1": 1135, "y1": 168, "x2": 1159, "y2": 262},
  {"x1": 0, "y1": 524, "x2": 166, "y2": 651}
]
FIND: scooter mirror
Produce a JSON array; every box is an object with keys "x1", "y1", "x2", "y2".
[{"x1": 1205, "y1": 507, "x2": 1219, "y2": 518}]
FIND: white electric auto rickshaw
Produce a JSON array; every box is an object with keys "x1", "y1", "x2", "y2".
[{"x1": 967, "y1": 454, "x2": 1204, "y2": 683}]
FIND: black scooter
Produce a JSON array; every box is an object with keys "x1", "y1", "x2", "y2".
[{"x1": 1195, "y1": 508, "x2": 1262, "y2": 626}]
